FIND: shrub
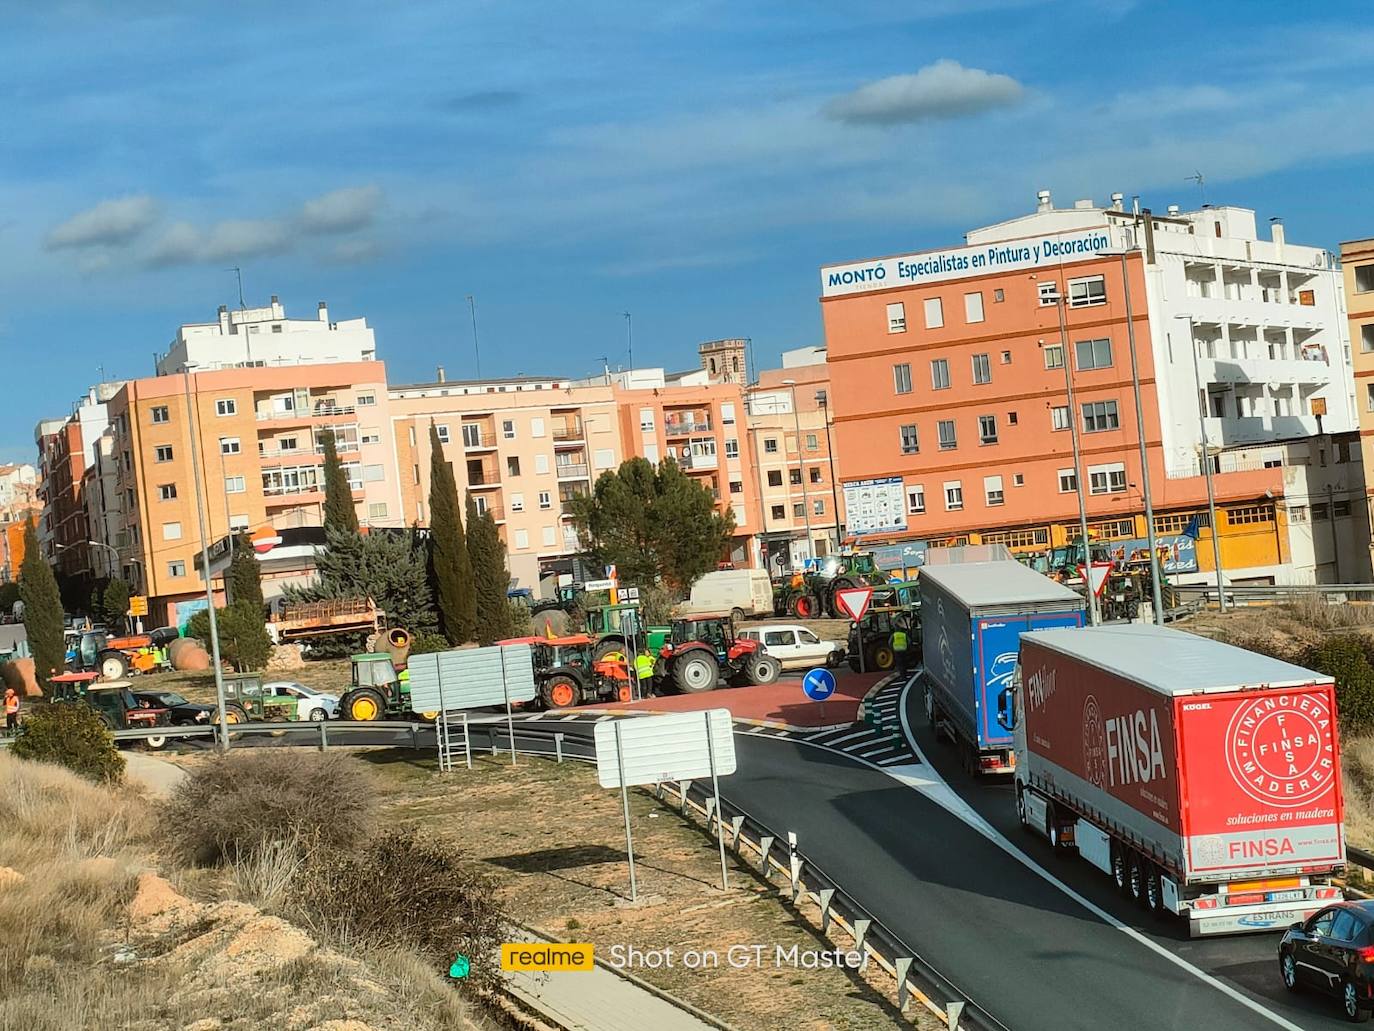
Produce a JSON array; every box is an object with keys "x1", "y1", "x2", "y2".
[
  {"x1": 187, "y1": 600, "x2": 272, "y2": 671},
  {"x1": 10, "y1": 704, "x2": 125, "y2": 784},
  {"x1": 408, "y1": 630, "x2": 451, "y2": 656},
  {"x1": 160, "y1": 750, "x2": 377, "y2": 866},
  {"x1": 508, "y1": 599, "x2": 532, "y2": 638},
  {"x1": 1302, "y1": 635, "x2": 1374, "y2": 735},
  {"x1": 293, "y1": 829, "x2": 503, "y2": 992}
]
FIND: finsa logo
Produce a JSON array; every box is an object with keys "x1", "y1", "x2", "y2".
[
  {"x1": 1224, "y1": 693, "x2": 1336, "y2": 808},
  {"x1": 1082, "y1": 695, "x2": 1108, "y2": 788},
  {"x1": 1026, "y1": 665, "x2": 1056, "y2": 712}
]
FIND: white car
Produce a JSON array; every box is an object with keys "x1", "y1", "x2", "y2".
[
  {"x1": 738, "y1": 625, "x2": 845, "y2": 671},
  {"x1": 262, "y1": 680, "x2": 340, "y2": 721}
]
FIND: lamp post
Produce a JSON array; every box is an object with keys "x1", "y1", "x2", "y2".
[
  {"x1": 782, "y1": 380, "x2": 815, "y2": 562},
  {"x1": 1175, "y1": 315, "x2": 1227, "y2": 610},
  {"x1": 182, "y1": 363, "x2": 231, "y2": 750},
  {"x1": 816, "y1": 389, "x2": 843, "y2": 546},
  {"x1": 1043, "y1": 284, "x2": 1098, "y2": 625}
]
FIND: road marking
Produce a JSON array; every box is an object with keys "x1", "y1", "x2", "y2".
[
  {"x1": 813, "y1": 729, "x2": 873, "y2": 748},
  {"x1": 594, "y1": 715, "x2": 614, "y2": 723},
  {"x1": 892, "y1": 675, "x2": 1306, "y2": 1031},
  {"x1": 559, "y1": 714, "x2": 582, "y2": 722}
]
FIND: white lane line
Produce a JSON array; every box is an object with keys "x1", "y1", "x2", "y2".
[
  {"x1": 892, "y1": 675, "x2": 1305, "y2": 1031},
  {"x1": 559, "y1": 714, "x2": 582, "y2": 722},
  {"x1": 856, "y1": 745, "x2": 906, "y2": 761},
  {"x1": 816, "y1": 729, "x2": 875, "y2": 748},
  {"x1": 594, "y1": 715, "x2": 615, "y2": 723}
]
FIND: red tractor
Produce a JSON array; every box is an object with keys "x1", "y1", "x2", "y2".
[
  {"x1": 503, "y1": 634, "x2": 637, "y2": 710},
  {"x1": 656, "y1": 614, "x2": 781, "y2": 694}
]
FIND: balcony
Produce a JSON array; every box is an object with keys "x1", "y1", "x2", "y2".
[
  {"x1": 680, "y1": 451, "x2": 718, "y2": 472},
  {"x1": 552, "y1": 420, "x2": 584, "y2": 442},
  {"x1": 461, "y1": 428, "x2": 497, "y2": 450},
  {"x1": 473, "y1": 504, "x2": 505, "y2": 522},
  {"x1": 256, "y1": 404, "x2": 355, "y2": 422},
  {"x1": 555, "y1": 462, "x2": 589, "y2": 480},
  {"x1": 664, "y1": 418, "x2": 713, "y2": 437}
]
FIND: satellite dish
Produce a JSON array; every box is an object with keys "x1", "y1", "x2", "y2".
[{"x1": 681, "y1": 446, "x2": 691, "y2": 459}]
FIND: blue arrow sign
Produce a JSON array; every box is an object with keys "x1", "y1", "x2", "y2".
[{"x1": 802, "y1": 667, "x2": 837, "y2": 702}]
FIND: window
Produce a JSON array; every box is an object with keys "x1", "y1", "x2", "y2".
[
  {"x1": 924, "y1": 296, "x2": 944, "y2": 329},
  {"x1": 215, "y1": 398, "x2": 236, "y2": 416},
  {"x1": 1058, "y1": 469, "x2": 1077, "y2": 493},
  {"x1": 158, "y1": 483, "x2": 177, "y2": 501},
  {"x1": 538, "y1": 491, "x2": 552, "y2": 510},
  {"x1": 229, "y1": 514, "x2": 249, "y2": 530},
  {"x1": 730, "y1": 480, "x2": 743, "y2": 494},
  {"x1": 1068, "y1": 275, "x2": 1107, "y2": 307},
  {"x1": 1050, "y1": 405, "x2": 1071, "y2": 431},
  {"x1": 764, "y1": 438, "x2": 778, "y2": 454},
  {"x1": 813, "y1": 499, "x2": 825, "y2": 515},
  {"x1": 361, "y1": 429, "x2": 381, "y2": 444},
  {"x1": 767, "y1": 470, "x2": 783, "y2": 487},
  {"x1": 461, "y1": 423, "x2": 482, "y2": 447},
  {"x1": 944, "y1": 481, "x2": 963, "y2": 511},
  {"x1": 1008, "y1": 411, "x2": 1018, "y2": 426},
  {"x1": 413, "y1": 464, "x2": 420, "y2": 484},
  {"x1": 724, "y1": 438, "x2": 739, "y2": 458},
  {"x1": 792, "y1": 502, "x2": 805, "y2": 518},
  {"x1": 368, "y1": 503, "x2": 388, "y2": 520},
  {"x1": 789, "y1": 469, "x2": 802, "y2": 485},
  {"x1": 886, "y1": 302, "x2": 907, "y2": 333},
  {"x1": 994, "y1": 288, "x2": 1005, "y2": 303},
  {"x1": 1356, "y1": 265, "x2": 1374, "y2": 293},
  {"x1": 721, "y1": 402, "x2": 736, "y2": 425},
  {"x1": 893, "y1": 363, "x2": 913, "y2": 394},
  {"x1": 357, "y1": 393, "x2": 376, "y2": 407},
  {"x1": 639, "y1": 408, "x2": 654, "y2": 432},
  {"x1": 594, "y1": 448, "x2": 615, "y2": 469},
  {"x1": 1226, "y1": 504, "x2": 1275, "y2": 525},
  {"x1": 162, "y1": 521, "x2": 182, "y2": 541},
  {"x1": 1001, "y1": 350, "x2": 1012, "y2": 365},
  {"x1": 1363, "y1": 326, "x2": 1374, "y2": 353},
  {"x1": 498, "y1": 419, "x2": 514, "y2": 441},
  {"x1": 965, "y1": 292, "x2": 985, "y2": 324},
  {"x1": 506, "y1": 456, "x2": 521, "y2": 477},
  {"x1": 1367, "y1": 383, "x2": 1374, "y2": 414},
  {"x1": 513, "y1": 529, "x2": 529, "y2": 550},
  {"x1": 225, "y1": 475, "x2": 245, "y2": 493},
  {"x1": 1038, "y1": 281, "x2": 1059, "y2": 306},
  {"x1": 1332, "y1": 911, "x2": 1360, "y2": 943},
  {"x1": 220, "y1": 437, "x2": 241, "y2": 455},
  {"x1": 930, "y1": 358, "x2": 950, "y2": 390},
  {"x1": 1082, "y1": 400, "x2": 1120, "y2": 432},
  {"x1": 984, "y1": 475, "x2": 1004, "y2": 506},
  {"x1": 435, "y1": 425, "x2": 450, "y2": 444},
  {"x1": 1154, "y1": 511, "x2": 1209, "y2": 535},
  {"x1": 151, "y1": 406, "x2": 170, "y2": 424},
  {"x1": 1336, "y1": 501, "x2": 1353, "y2": 518},
  {"x1": 154, "y1": 445, "x2": 174, "y2": 463},
  {"x1": 644, "y1": 443, "x2": 659, "y2": 464},
  {"x1": 1088, "y1": 462, "x2": 1128, "y2": 495},
  {"x1": 510, "y1": 493, "x2": 524, "y2": 512},
  {"x1": 534, "y1": 454, "x2": 549, "y2": 474},
  {"x1": 167, "y1": 560, "x2": 186, "y2": 578},
  {"x1": 362, "y1": 464, "x2": 384, "y2": 482},
  {"x1": 982, "y1": 528, "x2": 1049, "y2": 548},
  {"x1": 542, "y1": 526, "x2": 556, "y2": 547},
  {"x1": 1012, "y1": 473, "x2": 1024, "y2": 486},
  {"x1": 971, "y1": 353, "x2": 991, "y2": 384},
  {"x1": 530, "y1": 417, "x2": 546, "y2": 438},
  {"x1": 937, "y1": 419, "x2": 957, "y2": 450},
  {"x1": 1044, "y1": 344, "x2": 1064, "y2": 370},
  {"x1": 906, "y1": 485, "x2": 925, "y2": 514},
  {"x1": 770, "y1": 505, "x2": 786, "y2": 520},
  {"x1": 899, "y1": 424, "x2": 919, "y2": 454},
  {"x1": 809, "y1": 467, "x2": 821, "y2": 484},
  {"x1": 1076, "y1": 338, "x2": 1113, "y2": 370},
  {"x1": 806, "y1": 433, "x2": 818, "y2": 451},
  {"x1": 978, "y1": 414, "x2": 998, "y2": 444}
]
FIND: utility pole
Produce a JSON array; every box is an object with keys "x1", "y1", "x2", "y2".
[
  {"x1": 817, "y1": 389, "x2": 843, "y2": 547},
  {"x1": 1048, "y1": 285, "x2": 1098, "y2": 625},
  {"x1": 783, "y1": 380, "x2": 814, "y2": 561},
  {"x1": 622, "y1": 312, "x2": 634, "y2": 371},
  {"x1": 1178, "y1": 315, "x2": 1227, "y2": 610},
  {"x1": 466, "y1": 295, "x2": 482, "y2": 379}
]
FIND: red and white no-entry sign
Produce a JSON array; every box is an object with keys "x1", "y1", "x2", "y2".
[{"x1": 834, "y1": 586, "x2": 875, "y2": 622}]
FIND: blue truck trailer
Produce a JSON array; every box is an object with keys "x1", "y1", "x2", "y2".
[{"x1": 919, "y1": 555, "x2": 1085, "y2": 775}]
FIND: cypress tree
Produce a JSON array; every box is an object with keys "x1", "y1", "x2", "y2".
[
  {"x1": 19, "y1": 520, "x2": 65, "y2": 689},
  {"x1": 428, "y1": 422, "x2": 475, "y2": 644},
  {"x1": 468, "y1": 495, "x2": 514, "y2": 646},
  {"x1": 227, "y1": 535, "x2": 266, "y2": 612},
  {"x1": 320, "y1": 428, "x2": 359, "y2": 534}
]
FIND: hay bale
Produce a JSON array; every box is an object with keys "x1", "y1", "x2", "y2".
[
  {"x1": 1, "y1": 657, "x2": 40, "y2": 697},
  {"x1": 171, "y1": 642, "x2": 210, "y2": 671}
]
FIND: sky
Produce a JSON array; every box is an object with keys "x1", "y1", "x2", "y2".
[{"x1": 3, "y1": 0, "x2": 1374, "y2": 463}]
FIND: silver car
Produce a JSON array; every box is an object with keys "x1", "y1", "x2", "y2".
[{"x1": 261, "y1": 680, "x2": 340, "y2": 721}]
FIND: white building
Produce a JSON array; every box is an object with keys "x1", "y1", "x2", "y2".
[
  {"x1": 967, "y1": 192, "x2": 1355, "y2": 472},
  {"x1": 0, "y1": 463, "x2": 37, "y2": 522},
  {"x1": 155, "y1": 296, "x2": 377, "y2": 375}
]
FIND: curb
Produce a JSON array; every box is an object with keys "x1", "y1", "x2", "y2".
[
  {"x1": 572, "y1": 710, "x2": 863, "y2": 735},
  {"x1": 856, "y1": 672, "x2": 900, "y2": 724}
]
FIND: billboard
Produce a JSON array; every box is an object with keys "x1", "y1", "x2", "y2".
[
  {"x1": 842, "y1": 477, "x2": 906, "y2": 536},
  {"x1": 594, "y1": 709, "x2": 735, "y2": 788},
  {"x1": 1101, "y1": 534, "x2": 1199, "y2": 574}
]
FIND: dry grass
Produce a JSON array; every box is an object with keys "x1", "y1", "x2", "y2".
[
  {"x1": 1343, "y1": 736, "x2": 1374, "y2": 854},
  {"x1": 1283, "y1": 595, "x2": 1374, "y2": 631}
]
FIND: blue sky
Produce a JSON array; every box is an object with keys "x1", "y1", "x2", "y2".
[{"x1": 3, "y1": 0, "x2": 1373, "y2": 463}]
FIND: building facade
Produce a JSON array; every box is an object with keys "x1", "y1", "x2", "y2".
[
  {"x1": 33, "y1": 383, "x2": 120, "y2": 578},
  {"x1": 1344, "y1": 237, "x2": 1374, "y2": 571},
  {"x1": 155, "y1": 297, "x2": 376, "y2": 375},
  {"x1": 823, "y1": 190, "x2": 1359, "y2": 585}
]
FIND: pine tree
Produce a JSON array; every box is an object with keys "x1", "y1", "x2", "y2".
[
  {"x1": 468, "y1": 495, "x2": 514, "y2": 646},
  {"x1": 320, "y1": 428, "x2": 359, "y2": 534},
  {"x1": 101, "y1": 578, "x2": 131, "y2": 628},
  {"x1": 19, "y1": 520, "x2": 65, "y2": 688},
  {"x1": 428, "y1": 422, "x2": 475, "y2": 644},
  {"x1": 227, "y1": 536, "x2": 265, "y2": 611}
]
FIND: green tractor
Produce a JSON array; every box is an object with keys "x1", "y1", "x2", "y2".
[
  {"x1": 775, "y1": 552, "x2": 888, "y2": 619},
  {"x1": 219, "y1": 672, "x2": 300, "y2": 724},
  {"x1": 585, "y1": 603, "x2": 670, "y2": 662},
  {"x1": 334, "y1": 652, "x2": 440, "y2": 722},
  {"x1": 846, "y1": 606, "x2": 920, "y2": 673}
]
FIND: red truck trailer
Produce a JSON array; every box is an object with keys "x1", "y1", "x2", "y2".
[{"x1": 1000, "y1": 624, "x2": 1345, "y2": 937}]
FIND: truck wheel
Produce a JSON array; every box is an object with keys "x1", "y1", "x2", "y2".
[
  {"x1": 99, "y1": 651, "x2": 129, "y2": 681},
  {"x1": 221, "y1": 703, "x2": 249, "y2": 725},
  {"x1": 1127, "y1": 854, "x2": 1146, "y2": 904},
  {"x1": 1015, "y1": 787, "x2": 1031, "y2": 831},
  {"x1": 673, "y1": 654, "x2": 719, "y2": 694},
  {"x1": 539, "y1": 676, "x2": 579, "y2": 710},
  {"x1": 340, "y1": 688, "x2": 386, "y2": 722},
  {"x1": 1111, "y1": 846, "x2": 1129, "y2": 895},
  {"x1": 745, "y1": 654, "x2": 781, "y2": 686},
  {"x1": 1145, "y1": 866, "x2": 1164, "y2": 916},
  {"x1": 731, "y1": 607, "x2": 746, "y2": 625}
]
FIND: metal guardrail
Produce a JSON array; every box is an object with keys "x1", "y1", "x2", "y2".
[{"x1": 1169, "y1": 583, "x2": 1374, "y2": 607}]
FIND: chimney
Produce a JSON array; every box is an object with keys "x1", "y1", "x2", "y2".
[
  {"x1": 1110, "y1": 192, "x2": 1124, "y2": 211},
  {"x1": 317, "y1": 301, "x2": 329, "y2": 323},
  {"x1": 1131, "y1": 195, "x2": 1140, "y2": 215},
  {"x1": 436, "y1": 365, "x2": 446, "y2": 383},
  {"x1": 1036, "y1": 189, "x2": 1052, "y2": 212},
  {"x1": 270, "y1": 294, "x2": 279, "y2": 304},
  {"x1": 1167, "y1": 204, "x2": 1180, "y2": 216},
  {"x1": 218, "y1": 305, "x2": 230, "y2": 332},
  {"x1": 1270, "y1": 217, "x2": 1285, "y2": 260}
]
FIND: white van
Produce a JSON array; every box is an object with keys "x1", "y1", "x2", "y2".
[{"x1": 685, "y1": 568, "x2": 774, "y2": 621}]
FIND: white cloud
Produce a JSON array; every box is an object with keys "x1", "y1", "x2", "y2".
[
  {"x1": 299, "y1": 185, "x2": 383, "y2": 234},
  {"x1": 45, "y1": 194, "x2": 158, "y2": 249},
  {"x1": 824, "y1": 60, "x2": 1024, "y2": 126},
  {"x1": 145, "y1": 218, "x2": 291, "y2": 266}
]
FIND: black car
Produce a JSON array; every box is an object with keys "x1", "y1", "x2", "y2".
[
  {"x1": 133, "y1": 690, "x2": 215, "y2": 727},
  {"x1": 1279, "y1": 900, "x2": 1374, "y2": 1022}
]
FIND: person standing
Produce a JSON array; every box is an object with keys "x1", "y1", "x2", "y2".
[
  {"x1": 4, "y1": 687, "x2": 19, "y2": 735},
  {"x1": 891, "y1": 620, "x2": 910, "y2": 675}
]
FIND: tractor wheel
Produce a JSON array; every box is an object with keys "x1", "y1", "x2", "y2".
[
  {"x1": 792, "y1": 594, "x2": 821, "y2": 619},
  {"x1": 221, "y1": 703, "x2": 249, "y2": 725},
  {"x1": 745, "y1": 654, "x2": 782, "y2": 685},
  {"x1": 617, "y1": 683, "x2": 633, "y2": 703},
  {"x1": 672, "y1": 653, "x2": 719, "y2": 694},
  {"x1": 340, "y1": 688, "x2": 386, "y2": 722},
  {"x1": 868, "y1": 642, "x2": 896, "y2": 671},
  {"x1": 593, "y1": 638, "x2": 626, "y2": 664},
  {"x1": 540, "y1": 675, "x2": 580, "y2": 710},
  {"x1": 99, "y1": 651, "x2": 130, "y2": 681},
  {"x1": 143, "y1": 731, "x2": 168, "y2": 751},
  {"x1": 827, "y1": 578, "x2": 857, "y2": 617}
]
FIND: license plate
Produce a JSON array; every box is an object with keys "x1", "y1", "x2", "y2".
[{"x1": 1267, "y1": 890, "x2": 1306, "y2": 903}]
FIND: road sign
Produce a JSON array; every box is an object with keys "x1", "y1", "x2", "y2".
[
  {"x1": 1078, "y1": 562, "x2": 1113, "y2": 598},
  {"x1": 834, "y1": 586, "x2": 875, "y2": 622},
  {"x1": 802, "y1": 667, "x2": 836, "y2": 702},
  {"x1": 127, "y1": 595, "x2": 148, "y2": 617},
  {"x1": 582, "y1": 578, "x2": 616, "y2": 592},
  {"x1": 621, "y1": 586, "x2": 640, "y2": 601},
  {"x1": 604, "y1": 564, "x2": 618, "y2": 580}
]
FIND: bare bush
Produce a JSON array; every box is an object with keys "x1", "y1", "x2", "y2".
[
  {"x1": 1344, "y1": 736, "x2": 1374, "y2": 853},
  {"x1": 160, "y1": 750, "x2": 378, "y2": 866},
  {"x1": 1282, "y1": 595, "x2": 1374, "y2": 631}
]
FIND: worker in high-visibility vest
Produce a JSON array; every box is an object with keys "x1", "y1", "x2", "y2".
[
  {"x1": 892, "y1": 624, "x2": 911, "y2": 675},
  {"x1": 4, "y1": 687, "x2": 19, "y2": 735}
]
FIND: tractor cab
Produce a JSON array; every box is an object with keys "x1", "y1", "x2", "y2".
[
  {"x1": 50, "y1": 672, "x2": 168, "y2": 736},
  {"x1": 668, "y1": 614, "x2": 738, "y2": 660},
  {"x1": 336, "y1": 653, "x2": 408, "y2": 721},
  {"x1": 655, "y1": 613, "x2": 779, "y2": 695},
  {"x1": 585, "y1": 603, "x2": 643, "y2": 639},
  {"x1": 221, "y1": 671, "x2": 300, "y2": 722}
]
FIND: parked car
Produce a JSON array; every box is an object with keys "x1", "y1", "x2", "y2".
[
  {"x1": 133, "y1": 690, "x2": 215, "y2": 727},
  {"x1": 262, "y1": 680, "x2": 339, "y2": 721},
  {"x1": 737, "y1": 624, "x2": 844, "y2": 670},
  {"x1": 1279, "y1": 901, "x2": 1374, "y2": 1021}
]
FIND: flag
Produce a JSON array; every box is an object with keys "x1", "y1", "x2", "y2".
[{"x1": 1182, "y1": 516, "x2": 1201, "y2": 540}]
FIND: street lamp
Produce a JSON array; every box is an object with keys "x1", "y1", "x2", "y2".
[
  {"x1": 182, "y1": 362, "x2": 231, "y2": 750},
  {"x1": 815, "y1": 389, "x2": 843, "y2": 546},
  {"x1": 1174, "y1": 315, "x2": 1227, "y2": 610},
  {"x1": 1041, "y1": 283, "x2": 1098, "y2": 626},
  {"x1": 1100, "y1": 245, "x2": 1165, "y2": 624},
  {"x1": 781, "y1": 379, "x2": 815, "y2": 562}
]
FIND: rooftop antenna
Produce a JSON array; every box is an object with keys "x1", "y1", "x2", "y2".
[
  {"x1": 226, "y1": 266, "x2": 246, "y2": 309},
  {"x1": 466, "y1": 295, "x2": 482, "y2": 379},
  {"x1": 1185, "y1": 171, "x2": 1206, "y2": 205},
  {"x1": 600, "y1": 355, "x2": 611, "y2": 386},
  {"x1": 622, "y1": 311, "x2": 634, "y2": 371}
]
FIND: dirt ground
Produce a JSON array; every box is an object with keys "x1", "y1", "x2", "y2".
[{"x1": 363, "y1": 749, "x2": 935, "y2": 1031}]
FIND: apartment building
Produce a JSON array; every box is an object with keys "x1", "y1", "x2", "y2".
[
  {"x1": 1345, "y1": 237, "x2": 1374, "y2": 570},
  {"x1": 1, "y1": 514, "x2": 38, "y2": 584},
  {"x1": 155, "y1": 297, "x2": 376, "y2": 375},
  {"x1": 0, "y1": 464, "x2": 37, "y2": 523},
  {"x1": 823, "y1": 190, "x2": 1361, "y2": 585},
  {"x1": 389, "y1": 374, "x2": 624, "y2": 590},
  {"x1": 33, "y1": 383, "x2": 120, "y2": 578},
  {"x1": 103, "y1": 362, "x2": 397, "y2": 626}
]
